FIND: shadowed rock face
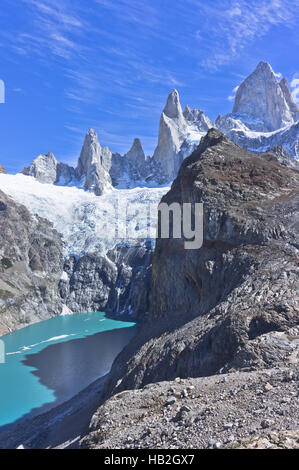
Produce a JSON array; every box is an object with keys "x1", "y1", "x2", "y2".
[
  {"x1": 59, "y1": 244, "x2": 153, "y2": 320},
  {"x1": 0, "y1": 190, "x2": 64, "y2": 335},
  {"x1": 104, "y1": 129, "x2": 299, "y2": 394}
]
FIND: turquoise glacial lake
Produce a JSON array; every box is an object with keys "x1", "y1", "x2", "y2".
[{"x1": 0, "y1": 312, "x2": 136, "y2": 427}]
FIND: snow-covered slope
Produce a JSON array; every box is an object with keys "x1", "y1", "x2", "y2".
[
  {"x1": 0, "y1": 173, "x2": 169, "y2": 256},
  {"x1": 216, "y1": 115, "x2": 299, "y2": 159}
]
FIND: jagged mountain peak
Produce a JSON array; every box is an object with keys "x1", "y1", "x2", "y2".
[
  {"x1": 85, "y1": 128, "x2": 98, "y2": 140},
  {"x1": 232, "y1": 61, "x2": 294, "y2": 131},
  {"x1": 163, "y1": 89, "x2": 184, "y2": 119},
  {"x1": 75, "y1": 128, "x2": 112, "y2": 195},
  {"x1": 0, "y1": 164, "x2": 7, "y2": 174},
  {"x1": 22, "y1": 152, "x2": 58, "y2": 184},
  {"x1": 125, "y1": 138, "x2": 145, "y2": 165},
  {"x1": 255, "y1": 60, "x2": 275, "y2": 74},
  {"x1": 195, "y1": 127, "x2": 230, "y2": 153}
]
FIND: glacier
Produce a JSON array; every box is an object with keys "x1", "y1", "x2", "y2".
[{"x1": 0, "y1": 173, "x2": 169, "y2": 257}]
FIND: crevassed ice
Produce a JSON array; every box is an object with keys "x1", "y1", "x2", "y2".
[{"x1": 0, "y1": 173, "x2": 169, "y2": 256}]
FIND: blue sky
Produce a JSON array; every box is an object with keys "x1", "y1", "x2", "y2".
[{"x1": 0, "y1": 0, "x2": 298, "y2": 172}]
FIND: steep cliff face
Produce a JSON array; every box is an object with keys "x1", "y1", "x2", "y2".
[
  {"x1": 124, "y1": 138, "x2": 145, "y2": 167},
  {"x1": 104, "y1": 129, "x2": 299, "y2": 394},
  {"x1": 232, "y1": 61, "x2": 295, "y2": 131},
  {"x1": 0, "y1": 190, "x2": 65, "y2": 335},
  {"x1": 59, "y1": 243, "x2": 153, "y2": 319},
  {"x1": 279, "y1": 78, "x2": 299, "y2": 121}
]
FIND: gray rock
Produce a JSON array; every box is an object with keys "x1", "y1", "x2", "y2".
[
  {"x1": 75, "y1": 128, "x2": 112, "y2": 195},
  {"x1": 166, "y1": 396, "x2": 177, "y2": 406},
  {"x1": 233, "y1": 61, "x2": 295, "y2": 131},
  {"x1": 0, "y1": 189, "x2": 64, "y2": 335},
  {"x1": 279, "y1": 78, "x2": 299, "y2": 122},
  {"x1": 124, "y1": 138, "x2": 145, "y2": 167},
  {"x1": 60, "y1": 243, "x2": 153, "y2": 319},
  {"x1": 153, "y1": 89, "x2": 187, "y2": 181},
  {"x1": 22, "y1": 152, "x2": 58, "y2": 184}
]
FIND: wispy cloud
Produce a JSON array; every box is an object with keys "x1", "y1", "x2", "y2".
[
  {"x1": 12, "y1": 0, "x2": 86, "y2": 59},
  {"x1": 227, "y1": 85, "x2": 239, "y2": 101},
  {"x1": 186, "y1": 0, "x2": 299, "y2": 70}
]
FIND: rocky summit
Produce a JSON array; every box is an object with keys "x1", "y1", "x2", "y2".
[
  {"x1": 0, "y1": 165, "x2": 6, "y2": 174},
  {"x1": 217, "y1": 62, "x2": 299, "y2": 158},
  {"x1": 233, "y1": 61, "x2": 297, "y2": 131}
]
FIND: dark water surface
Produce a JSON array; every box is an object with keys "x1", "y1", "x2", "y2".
[{"x1": 0, "y1": 312, "x2": 136, "y2": 427}]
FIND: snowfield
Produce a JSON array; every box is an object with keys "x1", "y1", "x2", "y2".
[{"x1": 0, "y1": 174, "x2": 169, "y2": 256}]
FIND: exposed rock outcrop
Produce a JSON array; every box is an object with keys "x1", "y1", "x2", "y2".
[
  {"x1": 265, "y1": 146, "x2": 299, "y2": 169},
  {"x1": 183, "y1": 104, "x2": 214, "y2": 132},
  {"x1": 0, "y1": 189, "x2": 65, "y2": 335},
  {"x1": 216, "y1": 63, "x2": 299, "y2": 160},
  {"x1": 102, "y1": 129, "x2": 299, "y2": 396},
  {"x1": 22, "y1": 129, "x2": 113, "y2": 195},
  {"x1": 0, "y1": 165, "x2": 6, "y2": 174}
]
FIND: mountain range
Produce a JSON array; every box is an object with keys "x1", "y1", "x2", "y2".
[{"x1": 19, "y1": 61, "x2": 299, "y2": 193}]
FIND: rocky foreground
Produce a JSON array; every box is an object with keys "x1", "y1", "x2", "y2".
[
  {"x1": 78, "y1": 129, "x2": 299, "y2": 449},
  {"x1": 80, "y1": 364, "x2": 299, "y2": 450}
]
